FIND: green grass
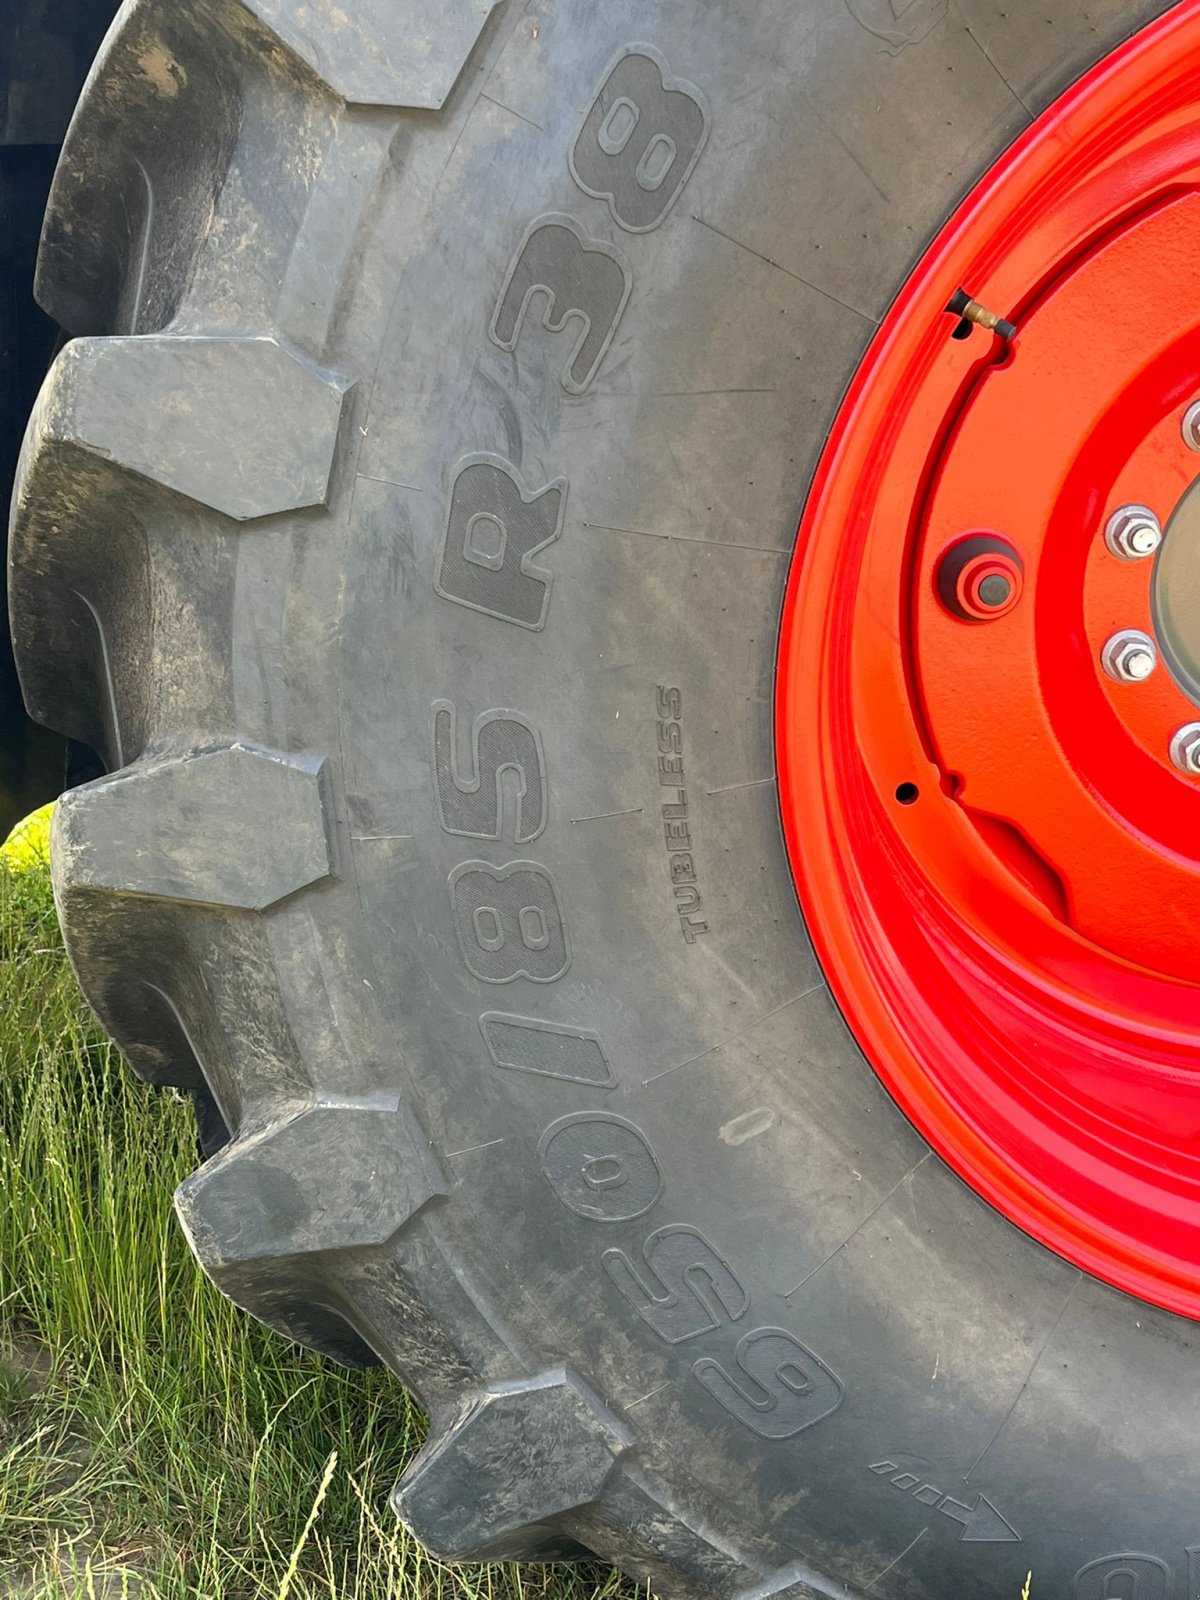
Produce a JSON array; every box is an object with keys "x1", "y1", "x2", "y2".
[{"x1": 0, "y1": 847, "x2": 635, "y2": 1600}]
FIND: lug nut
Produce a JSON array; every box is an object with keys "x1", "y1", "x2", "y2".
[
  {"x1": 1105, "y1": 504, "x2": 1162, "y2": 560},
  {"x1": 1183, "y1": 401, "x2": 1200, "y2": 452},
  {"x1": 1101, "y1": 629, "x2": 1158, "y2": 683},
  {"x1": 1170, "y1": 723, "x2": 1200, "y2": 774}
]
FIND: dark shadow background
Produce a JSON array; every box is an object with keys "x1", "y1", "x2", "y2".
[{"x1": 0, "y1": 0, "x2": 118, "y2": 838}]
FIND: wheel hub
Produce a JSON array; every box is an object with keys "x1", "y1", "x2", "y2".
[
  {"x1": 778, "y1": 2, "x2": 1200, "y2": 1317},
  {"x1": 1156, "y1": 478, "x2": 1200, "y2": 706}
]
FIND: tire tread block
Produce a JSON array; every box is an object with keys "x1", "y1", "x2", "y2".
[
  {"x1": 55, "y1": 743, "x2": 332, "y2": 910},
  {"x1": 38, "y1": 335, "x2": 350, "y2": 520},
  {"x1": 393, "y1": 1367, "x2": 632, "y2": 1561},
  {"x1": 176, "y1": 1097, "x2": 448, "y2": 1266},
  {"x1": 737, "y1": 1564, "x2": 856, "y2": 1600},
  {"x1": 238, "y1": 0, "x2": 498, "y2": 108}
]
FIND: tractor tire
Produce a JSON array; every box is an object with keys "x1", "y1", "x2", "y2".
[{"x1": 11, "y1": 2, "x2": 1197, "y2": 1598}]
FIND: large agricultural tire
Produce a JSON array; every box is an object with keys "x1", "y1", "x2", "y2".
[{"x1": 11, "y1": 2, "x2": 1200, "y2": 1598}]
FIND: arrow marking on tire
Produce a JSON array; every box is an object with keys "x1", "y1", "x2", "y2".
[
  {"x1": 868, "y1": 1461, "x2": 1021, "y2": 1542},
  {"x1": 937, "y1": 1492, "x2": 1021, "y2": 1543}
]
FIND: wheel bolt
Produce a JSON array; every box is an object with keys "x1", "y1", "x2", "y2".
[
  {"x1": 1170, "y1": 723, "x2": 1200, "y2": 774},
  {"x1": 1183, "y1": 401, "x2": 1200, "y2": 452},
  {"x1": 1105, "y1": 504, "x2": 1162, "y2": 560},
  {"x1": 1101, "y1": 629, "x2": 1157, "y2": 683}
]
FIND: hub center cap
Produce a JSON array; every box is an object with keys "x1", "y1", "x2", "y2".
[{"x1": 1155, "y1": 478, "x2": 1200, "y2": 708}]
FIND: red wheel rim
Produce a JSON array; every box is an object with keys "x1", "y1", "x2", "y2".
[{"x1": 777, "y1": 2, "x2": 1200, "y2": 1318}]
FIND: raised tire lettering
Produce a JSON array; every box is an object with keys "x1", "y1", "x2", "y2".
[
  {"x1": 432, "y1": 701, "x2": 547, "y2": 844},
  {"x1": 490, "y1": 214, "x2": 631, "y2": 395},
  {"x1": 693, "y1": 1328, "x2": 845, "y2": 1440},
  {"x1": 571, "y1": 47, "x2": 710, "y2": 233},
  {"x1": 539, "y1": 1113, "x2": 663, "y2": 1222},
  {"x1": 450, "y1": 861, "x2": 569, "y2": 983},
  {"x1": 603, "y1": 1224, "x2": 749, "y2": 1343},
  {"x1": 436, "y1": 455, "x2": 566, "y2": 631},
  {"x1": 1071, "y1": 1555, "x2": 1171, "y2": 1600}
]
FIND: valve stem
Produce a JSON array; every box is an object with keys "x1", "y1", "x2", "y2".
[{"x1": 947, "y1": 287, "x2": 1017, "y2": 342}]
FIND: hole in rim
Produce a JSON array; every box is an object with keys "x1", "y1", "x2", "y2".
[{"x1": 895, "y1": 782, "x2": 920, "y2": 805}]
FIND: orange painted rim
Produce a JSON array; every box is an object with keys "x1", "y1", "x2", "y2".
[{"x1": 778, "y1": 2, "x2": 1200, "y2": 1317}]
